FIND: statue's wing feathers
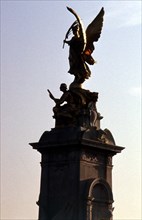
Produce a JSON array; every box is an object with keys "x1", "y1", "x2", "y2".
[
  {"x1": 83, "y1": 8, "x2": 104, "y2": 65},
  {"x1": 86, "y1": 7, "x2": 104, "y2": 43}
]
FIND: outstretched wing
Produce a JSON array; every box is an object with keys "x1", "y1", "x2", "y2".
[
  {"x1": 86, "y1": 7, "x2": 104, "y2": 43},
  {"x1": 84, "y1": 7, "x2": 104, "y2": 64}
]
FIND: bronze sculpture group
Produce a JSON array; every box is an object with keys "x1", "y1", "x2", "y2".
[{"x1": 48, "y1": 7, "x2": 105, "y2": 130}]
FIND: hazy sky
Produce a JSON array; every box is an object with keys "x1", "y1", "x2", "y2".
[{"x1": 1, "y1": 1, "x2": 141, "y2": 219}]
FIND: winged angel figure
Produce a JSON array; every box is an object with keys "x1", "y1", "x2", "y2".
[{"x1": 63, "y1": 7, "x2": 104, "y2": 86}]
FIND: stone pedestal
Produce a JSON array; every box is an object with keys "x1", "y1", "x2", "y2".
[{"x1": 30, "y1": 126, "x2": 124, "y2": 220}]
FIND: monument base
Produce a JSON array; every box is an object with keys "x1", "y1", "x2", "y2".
[{"x1": 30, "y1": 127, "x2": 124, "y2": 220}]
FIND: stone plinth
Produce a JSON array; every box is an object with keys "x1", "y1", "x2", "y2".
[{"x1": 30, "y1": 127, "x2": 124, "y2": 220}]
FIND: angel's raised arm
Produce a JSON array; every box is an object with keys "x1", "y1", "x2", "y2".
[{"x1": 67, "y1": 7, "x2": 86, "y2": 50}]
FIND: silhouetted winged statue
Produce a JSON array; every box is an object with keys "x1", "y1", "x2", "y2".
[{"x1": 63, "y1": 7, "x2": 104, "y2": 87}]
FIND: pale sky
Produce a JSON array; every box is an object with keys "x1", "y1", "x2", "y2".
[{"x1": 1, "y1": 1, "x2": 141, "y2": 219}]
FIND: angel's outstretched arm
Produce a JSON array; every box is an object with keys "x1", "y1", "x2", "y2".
[
  {"x1": 67, "y1": 7, "x2": 86, "y2": 50},
  {"x1": 63, "y1": 39, "x2": 71, "y2": 45}
]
